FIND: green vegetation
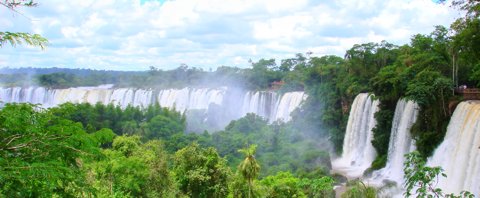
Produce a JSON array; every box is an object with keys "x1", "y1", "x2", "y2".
[
  {"x1": 1, "y1": 1, "x2": 479, "y2": 197},
  {"x1": 0, "y1": 32, "x2": 48, "y2": 49},
  {"x1": 238, "y1": 144, "x2": 261, "y2": 198},
  {"x1": 88, "y1": 136, "x2": 173, "y2": 197},
  {"x1": 260, "y1": 171, "x2": 305, "y2": 198},
  {"x1": 341, "y1": 181, "x2": 377, "y2": 198},
  {"x1": 2, "y1": 17, "x2": 478, "y2": 195},
  {"x1": 0, "y1": 103, "x2": 103, "y2": 196},
  {"x1": 1, "y1": 17, "x2": 476, "y2": 160},
  {"x1": 173, "y1": 143, "x2": 230, "y2": 197},
  {"x1": 0, "y1": 102, "x2": 335, "y2": 197},
  {"x1": 403, "y1": 151, "x2": 474, "y2": 198}
]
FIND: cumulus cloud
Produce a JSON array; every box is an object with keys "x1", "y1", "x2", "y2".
[{"x1": 0, "y1": 0, "x2": 458, "y2": 71}]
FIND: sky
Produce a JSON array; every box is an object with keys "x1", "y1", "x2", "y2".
[{"x1": 0, "y1": 0, "x2": 460, "y2": 71}]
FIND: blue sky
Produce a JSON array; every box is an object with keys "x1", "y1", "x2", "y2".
[{"x1": 0, "y1": 0, "x2": 459, "y2": 71}]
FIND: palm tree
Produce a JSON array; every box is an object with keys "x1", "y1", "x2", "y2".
[{"x1": 238, "y1": 144, "x2": 260, "y2": 198}]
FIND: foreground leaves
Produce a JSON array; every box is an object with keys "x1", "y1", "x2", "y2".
[
  {"x1": 0, "y1": 32, "x2": 48, "y2": 49},
  {"x1": 0, "y1": 103, "x2": 103, "y2": 197}
]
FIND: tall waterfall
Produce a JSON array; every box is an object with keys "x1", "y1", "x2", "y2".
[
  {"x1": 332, "y1": 93, "x2": 379, "y2": 178},
  {"x1": 427, "y1": 101, "x2": 480, "y2": 196},
  {"x1": 273, "y1": 91, "x2": 307, "y2": 122},
  {"x1": 241, "y1": 91, "x2": 278, "y2": 120},
  {"x1": 238, "y1": 91, "x2": 306, "y2": 122},
  {"x1": 368, "y1": 99, "x2": 419, "y2": 186},
  {"x1": 0, "y1": 86, "x2": 306, "y2": 130}
]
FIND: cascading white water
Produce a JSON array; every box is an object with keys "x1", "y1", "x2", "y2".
[
  {"x1": 273, "y1": 91, "x2": 307, "y2": 122},
  {"x1": 332, "y1": 93, "x2": 379, "y2": 178},
  {"x1": 155, "y1": 87, "x2": 226, "y2": 113},
  {"x1": 241, "y1": 91, "x2": 278, "y2": 119},
  {"x1": 368, "y1": 99, "x2": 419, "y2": 187},
  {"x1": 240, "y1": 91, "x2": 306, "y2": 122},
  {"x1": 0, "y1": 86, "x2": 306, "y2": 129},
  {"x1": 427, "y1": 101, "x2": 480, "y2": 196}
]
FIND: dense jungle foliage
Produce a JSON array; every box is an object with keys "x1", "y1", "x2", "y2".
[{"x1": 0, "y1": 102, "x2": 335, "y2": 197}]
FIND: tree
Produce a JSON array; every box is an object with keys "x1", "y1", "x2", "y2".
[
  {"x1": 450, "y1": 12, "x2": 480, "y2": 87},
  {"x1": 0, "y1": 103, "x2": 103, "y2": 196},
  {"x1": 173, "y1": 143, "x2": 230, "y2": 198},
  {"x1": 37, "y1": 73, "x2": 80, "y2": 88},
  {"x1": 406, "y1": 70, "x2": 453, "y2": 108},
  {"x1": 260, "y1": 171, "x2": 306, "y2": 198},
  {"x1": 87, "y1": 135, "x2": 173, "y2": 197},
  {"x1": 246, "y1": 58, "x2": 283, "y2": 89},
  {"x1": 437, "y1": 0, "x2": 480, "y2": 87},
  {"x1": 225, "y1": 113, "x2": 269, "y2": 134},
  {"x1": 0, "y1": 0, "x2": 48, "y2": 49},
  {"x1": 299, "y1": 177, "x2": 335, "y2": 198},
  {"x1": 145, "y1": 114, "x2": 184, "y2": 139},
  {"x1": 238, "y1": 144, "x2": 261, "y2": 198},
  {"x1": 439, "y1": 0, "x2": 480, "y2": 19}
]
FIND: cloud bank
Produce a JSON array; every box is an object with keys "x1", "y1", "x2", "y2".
[{"x1": 0, "y1": 0, "x2": 459, "y2": 71}]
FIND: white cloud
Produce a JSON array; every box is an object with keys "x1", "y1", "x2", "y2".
[
  {"x1": 61, "y1": 27, "x2": 80, "y2": 38},
  {"x1": 252, "y1": 14, "x2": 314, "y2": 42},
  {"x1": 0, "y1": 0, "x2": 459, "y2": 71},
  {"x1": 150, "y1": 0, "x2": 199, "y2": 29},
  {"x1": 194, "y1": 0, "x2": 256, "y2": 15},
  {"x1": 262, "y1": 0, "x2": 309, "y2": 14}
]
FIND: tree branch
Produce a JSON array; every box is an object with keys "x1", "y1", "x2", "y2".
[
  {"x1": 2, "y1": 134, "x2": 23, "y2": 145},
  {"x1": 0, "y1": 32, "x2": 48, "y2": 49},
  {"x1": 0, "y1": 0, "x2": 37, "y2": 19}
]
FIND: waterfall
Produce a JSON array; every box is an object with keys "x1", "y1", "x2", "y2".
[
  {"x1": 272, "y1": 91, "x2": 307, "y2": 122},
  {"x1": 427, "y1": 101, "x2": 480, "y2": 196},
  {"x1": 368, "y1": 99, "x2": 419, "y2": 186},
  {"x1": 157, "y1": 88, "x2": 225, "y2": 112},
  {"x1": 332, "y1": 93, "x2": 379, "y2": 178},
  {"x1": 240, "y1": 91, "x2": 306, "y2": 122},
  {"x1": 0, "y1": 86, "x2": 306, "y2": 130},
  {"x1": 241, "y1": 91, "x2": 278, "y2": 120}
]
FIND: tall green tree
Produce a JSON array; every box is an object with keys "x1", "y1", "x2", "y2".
[
  {"x1": 173, "y1": 143, "x2": 230, "y2": 198},
  {"x1": 238, "y1": 144, "x2": 261, "y2": 198},
  {"x1": 0, "y1": 103, "x2": 103, "y2": 197},
  {"x1": 448, "y1": 1, "x2": 480, "y2": 87}
]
